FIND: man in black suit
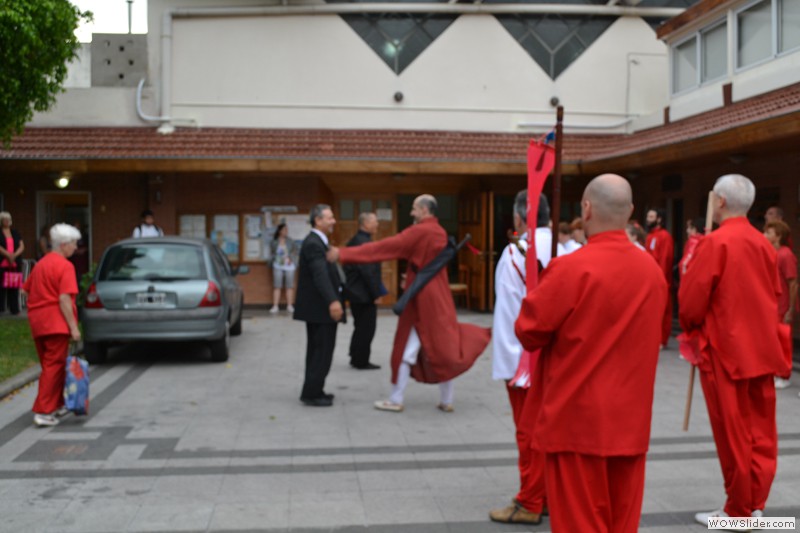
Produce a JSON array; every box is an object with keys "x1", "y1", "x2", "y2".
[
  {"x1": 344, "y1": 212, "x2": 383, "y2": 370},
  {"x1": 293, "y1": 204, "x2": 344, "y2": 407}
]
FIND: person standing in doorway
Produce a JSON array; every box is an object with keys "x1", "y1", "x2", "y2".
[
  {"x1": 132, "y1": 209, "x2": 164, "y2": 238},
  {"x1": 344, "y1": 212, "x2": 383, "y2": 370}
]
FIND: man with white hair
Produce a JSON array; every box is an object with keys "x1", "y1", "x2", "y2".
[
  {"x1": 515, "y1": 175, "x2": 666, "y2": 532},
  {"x1": 679, "y1": 174, "x2": 785, "y2": 525}
]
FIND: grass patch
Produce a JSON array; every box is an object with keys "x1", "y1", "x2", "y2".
[{"x1": 0, "y1": 320, "x2": 38, "y2": 383}]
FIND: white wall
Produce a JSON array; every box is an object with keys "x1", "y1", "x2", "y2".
[
  {"x1": 167, "y1": 11, "x2": 671, "y2": 133},
  {"x1": 33, "y1": 0, "x2": 675, "y2": 133}
]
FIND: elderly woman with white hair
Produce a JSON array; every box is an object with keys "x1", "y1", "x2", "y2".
[
  {"x1": 0, "y1": 211, "x2": 25, "y2": 315},
  {"x1": 22, "y1": 224, "x2": 83, "y2": 427}
]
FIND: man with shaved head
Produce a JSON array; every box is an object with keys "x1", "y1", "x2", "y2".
[
  {"x1": 327, "y1": 194, "x2": 491, "y2": 412},
  {"x1": 515, "y1": 174, "x2": 667, "y2": 533}
]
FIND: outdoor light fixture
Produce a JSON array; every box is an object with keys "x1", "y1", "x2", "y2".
[{"x1": 55, "y1": 172, "x2": 72, "y2": 189}]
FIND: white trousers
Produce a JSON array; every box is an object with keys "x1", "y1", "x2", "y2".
[{"x1": 389, "y1": 327, "x2": 454, "y2": 406}]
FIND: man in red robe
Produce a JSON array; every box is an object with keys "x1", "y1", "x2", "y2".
[
  {"x1": 679, "y1": 174, "x2": 785, "y2": 525},
  {"x1": 645, "y1": 208, "x2": 675, "y2": 347},
  {"x1": 327, "y1": 194, "x2": 491, "y2": 412},
  {"x1": 515, "y1": 174, "x2": 667, "y2": 533}
]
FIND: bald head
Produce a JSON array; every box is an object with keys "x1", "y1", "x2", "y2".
[{"x1": 582, "y1": 174, "x2": 634, "y2": 237}]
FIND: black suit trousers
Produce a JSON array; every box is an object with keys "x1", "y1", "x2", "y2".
[
  {"x1": 349, "y1": 302, "x2": 377, "y2": 367},
  {"x1": 301, "y1": 322, "x2": 338, "y2": 400}
]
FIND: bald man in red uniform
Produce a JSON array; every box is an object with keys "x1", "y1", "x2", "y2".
[
  {"x1": 515, "y1": 174, "x2": 667, "y2": 533},
  {"x1": 646, "y1": 208, "x2": 675, "y2": 347},
  {"x1": 679, "y1": 174, "x2": 785, "y2": 525}
]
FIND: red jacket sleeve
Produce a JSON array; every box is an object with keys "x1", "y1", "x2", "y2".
[
  {"x1": 339, "y1": 227, "x2": 414, "y2": 264},
  {"x1": 514, "y1": 258, "x2": 575, "y2": 351},
  {"x1": 678, "y1": 237, "x2": 722, "y2": 333}
]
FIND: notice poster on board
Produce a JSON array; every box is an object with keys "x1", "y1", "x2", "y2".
[
  {"x1": 243, "y1": 214, "x2": 264, "y2": 261},
  {"x1": 211, "y1": 214, "x2": 239, "y2": 260}
]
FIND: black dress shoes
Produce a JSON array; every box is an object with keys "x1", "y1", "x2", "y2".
[
  {"x1": 351, "y1": 362, "x2": 381, "y2": 370},
  {"x1": 300, "y1": 396, "x2": 333, "y2": 407}
]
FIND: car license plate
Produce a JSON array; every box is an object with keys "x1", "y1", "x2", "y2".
[{"x1": 136, "y1": 292, "x2": 166, "y2": 305}]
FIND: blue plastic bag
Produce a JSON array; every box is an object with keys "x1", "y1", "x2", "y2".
[{"x1": 64, "y1": 355, "x2": 90, "y2": 415}]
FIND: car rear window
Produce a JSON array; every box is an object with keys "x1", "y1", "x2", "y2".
[{"x1": 98, "y1": 244, "x2": 207, "y2": 281}]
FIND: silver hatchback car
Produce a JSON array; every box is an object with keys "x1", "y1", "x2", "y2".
[{"x1": 81, "y1": 237, "x2": 248, "y2": 364}]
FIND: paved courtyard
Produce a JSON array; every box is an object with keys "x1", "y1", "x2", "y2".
[{"x1": 0, "y1": 309, "x2": 798, "y2": 532}]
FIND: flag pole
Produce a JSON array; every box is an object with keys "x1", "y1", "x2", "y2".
[
  {"x1": 550, "y1": 106, "x2": 564, "y2": 260},
  {"x1": 683, "y1": 190, "x2": 715, "y2": 431}
]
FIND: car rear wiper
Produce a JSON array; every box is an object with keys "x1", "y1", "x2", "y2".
[{"x1": 141, "y1": 275, "x2": 193, "y2": 282}]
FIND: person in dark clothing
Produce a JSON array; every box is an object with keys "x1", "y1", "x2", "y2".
[
  {"x1": 293, "y1": 204, "x2": 345, "y2": 407},
  {"x1": 345, "y1": 212, "x2": 384, "y2": 370}
]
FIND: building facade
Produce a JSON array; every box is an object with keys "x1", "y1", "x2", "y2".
[{"x1": 1, "y1": 0, "x2": 798, "y2": 316}]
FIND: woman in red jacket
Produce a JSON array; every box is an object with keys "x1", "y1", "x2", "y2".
[{"x1": 22, "y1": 224, "x2": 82, "y2": 427}]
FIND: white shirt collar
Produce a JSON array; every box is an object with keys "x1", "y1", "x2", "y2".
[{"x1": 311, "y1": 228, "x2": 329, "y2": 247}]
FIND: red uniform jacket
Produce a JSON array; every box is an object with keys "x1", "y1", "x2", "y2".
[
  {"x1": 515, "y1": 231, "x2": 667, "y2": 456},
  {"x1": 679, "y1": 217, "x2": 785, "y2": 379},
  {"x1": 23, "y1": 252, "x2": 78, "y2": 339},
  {"x1": 646, "y1": 227, "x2": 674, "y2": 284},
  {"x1": 339, "y1": 217, "x2": 491, "y2": 384}
]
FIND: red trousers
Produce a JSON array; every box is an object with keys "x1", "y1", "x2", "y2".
[
  {"x1": 506, "y1": 383, "x2": 547, "y2": 513},
  {"x1": 545, "y1": 452, "x2": 646, "y2": 533},
  {"x1": 700, "y1": 358, "x2": 777, "y2": 517},
  {"x1": 32, "y1": 334, "x2": 69, "y2": 415}
]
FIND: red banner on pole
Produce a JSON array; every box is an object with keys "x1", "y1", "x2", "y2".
[
  {"x1": 510, "y1": 137, "x2": 556, "y2": 389},
  {"x1": 525, "y1": 138, "x2": 556, "y2": 291}
]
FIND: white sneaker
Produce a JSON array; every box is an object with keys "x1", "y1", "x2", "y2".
[
  {"x1": 374, "y1": 400, "x2": 404, "y2": 412},
  {"x1": 33, "y1": 414, "x2": 58, "y2": 427},
  {"x1": 287, "y1": 304, "x2": 295, "y2": 313},
  {"x1": 774, "y1": 377, "x2": 791, "y2": 389},
  {"x1": 54, "y1": 406, "x2": 69, "y2": 417},
  {"x1": 269, "y1": 306, "x2": 279, "y2": 314}
]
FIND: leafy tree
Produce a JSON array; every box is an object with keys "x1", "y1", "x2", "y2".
[{"x1": 0, "y1": 0, "x2": 91, "y2": 146}]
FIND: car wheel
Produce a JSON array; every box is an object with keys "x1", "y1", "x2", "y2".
[
  {"x1": 230, "y1": 299, "x2": 243, "y2": 336},
  {"x1": 209, "y1": 321, "x2": 230, "y2": 362},
  {"x1": 84, "y1": 342, "x2": 108, "y2": 364}
]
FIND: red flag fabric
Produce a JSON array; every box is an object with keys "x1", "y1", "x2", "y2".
[{"x1": 510, "y1": 138, "x2": 556, "y2": 389}]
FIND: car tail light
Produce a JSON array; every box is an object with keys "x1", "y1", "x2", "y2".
[
  {"x1": 84, "y1": 283, "x2": 104, "y2": 309},
  {"x1": 199, "y1": 281, "x2": 221, "y2": 307}
]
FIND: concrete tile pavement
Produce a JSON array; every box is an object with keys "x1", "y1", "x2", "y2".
[{"x1": 0, "y1": 309, "x2": 797, "y2": 532}]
